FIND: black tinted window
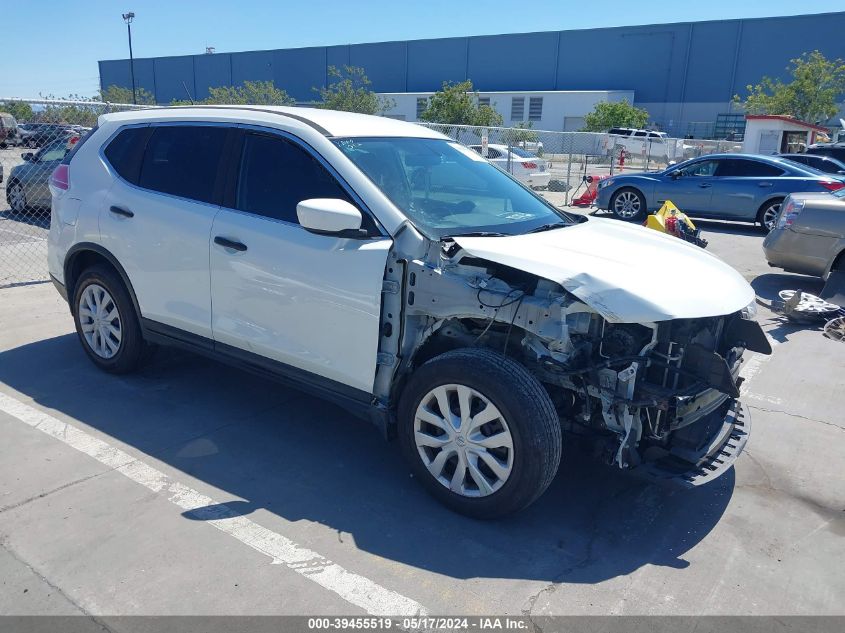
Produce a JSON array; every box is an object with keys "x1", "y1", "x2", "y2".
[
  {"x1": 807, "y1": 147, "x2": 845, "y2": 162},
  {"x1": 716, "y1": 159, "x2": 783, "y2": 177},
  {"x1": 139, "y1": 126, "x2": 226, "y2": 203},
  {"x1": 236, "y1": 133, "x2": 351, "y2": 224}
]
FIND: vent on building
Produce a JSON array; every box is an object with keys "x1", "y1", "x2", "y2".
[
  {"x1": 528, "y1": 97, "x2": 543, "y2": 121},
  {"x1": 478, "y1": 96, "x2": 491, "y2": 108},
  {"x1": 416, "y1": 97, "x2": 428, "y2": 119},
  {"x1": 511, "y1": 97, "x2": 525, "y2": 121}
]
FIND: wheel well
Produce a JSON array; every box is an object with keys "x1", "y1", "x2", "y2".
[
  {"x1": 64, "y1": 247, "x2": 140, "y2": 319},
  {"x1": 411, "y1": 318, "x2": 532, "y2": 371},
  {"x1": 756, "y1": 196, "x2": 785, "y2": 221},
  {"x1": 832, "y1": 249, "x2": 845, "y2": 272}
]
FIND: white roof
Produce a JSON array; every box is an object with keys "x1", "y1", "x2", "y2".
[{"x1": 101, "y1": 105, "x2": 448, "y2": 139}]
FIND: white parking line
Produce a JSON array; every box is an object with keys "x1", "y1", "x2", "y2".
[{"x1": 0, "y1": 391, "x2": 428, "y2": 617}]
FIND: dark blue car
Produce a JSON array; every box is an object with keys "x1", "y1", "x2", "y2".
[{"x1": 595, "y1": 153, "x2": 845, "y2": 230}]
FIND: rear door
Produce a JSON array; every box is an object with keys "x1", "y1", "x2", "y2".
[
  {"x1": 100, "y1": 123, "x2": 229, "y2": 339},
  {"x1": 209, "y1": 128, "x2": 391, "y2": 394},
  {"x1": 708, "y1": 158, "x2": 786, "y2": 220}
]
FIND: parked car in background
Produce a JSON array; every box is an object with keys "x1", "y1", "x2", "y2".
[
  {"x1": 0, "y1": 112, "x2": 19, "y2": 148},
  {"x1": 6, "y1": 139, "x2": 70, "y2": 212},
  {"x1": 19, "y1": 123, "x2": 76, "y2": 149},
  {"x1": 596, "y1": 153, "x2": 845, "y2": 230},
  {"x1": 763, "y1": 191, "x2": 845, "y2": 278},
  {"x1": 47, "y1": 106, "x2": 768, "y2": 517},
  {"x1": 805, "y1": 142, "x2": 845, "y2": 163},
  {"x1": 780, "y1": 153, "x2": 845, "y2": 175},
  {"x1": 468, "y1": 143, "x2": 551, "y2": 189},
  {"x1": 607, "y1": 127, "x2": 677, "y2": 164}
]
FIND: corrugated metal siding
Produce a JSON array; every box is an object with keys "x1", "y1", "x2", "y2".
[{"x1": 99, "y1": 12, "x2": 845, "y2": 110}]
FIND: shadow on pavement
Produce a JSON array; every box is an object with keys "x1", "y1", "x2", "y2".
[{"x1": 0, "y1": 333, "x2": 734, "y2": 584}]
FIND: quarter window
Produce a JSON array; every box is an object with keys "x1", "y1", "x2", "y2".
[
  {"x1": 138, "y1": 125, "x2": 227, "y2": 203},
  {"x1": 103, "y1": 127, "x2": 149, "y2": 184},
  {"x1": 235, "y1": 132, "x2": 352, "y2": 225}
]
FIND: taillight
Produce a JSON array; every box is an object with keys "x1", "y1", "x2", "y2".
[
  {"x1": 776, "y1": 198, "x2": 804, "y2": 229},
  {"x1": 820, "y1": 180, "x2": 845, "y2": 191},
  {"x1": 522, "y1": 161, "x2": 537, "y2": 170},
  {"x1": 50, "y1": 164, "x2": 69, "y2": 190}
]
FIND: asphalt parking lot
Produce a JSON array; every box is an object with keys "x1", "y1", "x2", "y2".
[{"x1": 0, "y1": 204, "x2": 843, "y2": 620}]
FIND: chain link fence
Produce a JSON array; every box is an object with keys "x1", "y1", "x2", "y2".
[
  {"x1": 418, "y1": 122, "x2": 743, "y2": 206},
  {"x1": 0, "y1": 99, "x2": 149, "y2": 287},
  {"x1": 0, "y1": 100, "x2": 741, "y2": 288}
]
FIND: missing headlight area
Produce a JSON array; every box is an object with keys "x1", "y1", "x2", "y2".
[{"x1": 381, "y1": 240, "x2": 771, "y2": 485}]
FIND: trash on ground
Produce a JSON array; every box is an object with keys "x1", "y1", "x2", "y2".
[{"x1": 644, "y1": 200, "x2": 708, "y2": 248}]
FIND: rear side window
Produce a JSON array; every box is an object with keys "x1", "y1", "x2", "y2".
[
  {"x1": 235, "y1": 132, "x2": 352, "y2": 224},
  {"x1": 102, "y1": 126, "x2": 148, "y2": 181},
  {"x1": 808, "y1": 147, "x2": 845, "y2": 162},
  {"x1": 139, "y1": 125, "x2": 227, "y2": 204},
  {"x1": 716, "y1": 159, "x2": 784, "y2": 177}
]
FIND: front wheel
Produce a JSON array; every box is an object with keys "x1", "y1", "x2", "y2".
[
  {"x1": 7, "y1": 182, "x2": 27, "y2": 214},
  {"x1": 610, "y1": 187, "x2": 646, "y2": 221},
  {"x1": 398, "y1": 348, "x2": 562, "y2": 518},
  {"x1": 757, "y1": 198, "x2": 784, "y2": 232}
]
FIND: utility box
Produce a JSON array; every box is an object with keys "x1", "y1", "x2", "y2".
[{"x1": 742, "y1": 115, "x2": 828, "y2": 154}]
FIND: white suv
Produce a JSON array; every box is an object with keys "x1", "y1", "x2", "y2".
[{"x1": 48, "y1": 106, "x2": 769, "y2": 517}]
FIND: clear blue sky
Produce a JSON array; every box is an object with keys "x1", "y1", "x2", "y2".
[{"x1": 1, "y1": 0, "x2": 835, "y2": 98}]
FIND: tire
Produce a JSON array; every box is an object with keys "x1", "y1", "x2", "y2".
[
  {"x1": 757, "y1": 198, "x2": 784, "y2": 232},
  {"x1": 610, "y1": 187, "x2": 647, "y2": 222},
  {"x1": 398, "y1": 348, "x2": 562, "y2": 518},
  {"x1": 7, "y1": 181, "x2": 27, "y2": 213},
  {"x1": 72, "y1": 265, "x2": 147, "y2": 374}
]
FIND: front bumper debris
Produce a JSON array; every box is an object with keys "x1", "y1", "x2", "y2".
[{"x1": 632, "y1": 398, "x2": 750, "y2": 488}]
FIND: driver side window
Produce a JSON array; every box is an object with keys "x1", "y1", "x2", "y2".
[{"x1": 683, "y1": 160, "x2": 718, "y2": 177}]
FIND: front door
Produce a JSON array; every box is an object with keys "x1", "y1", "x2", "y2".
[
  {"x1": 210, "y1": 130, "x2": 391, "y2": 394},
  {"x1": 656, "y1": 158, "x2": 718, "y2": 213}
]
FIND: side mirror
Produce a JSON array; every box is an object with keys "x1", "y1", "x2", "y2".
[
  {"x1": 21, "y1": 152, "x2": 34, "y2": 162},
  {"x1": 670, "y1": 170, "x2": 683, "y2": 180},
  {"x1": 297, "y1": 198, "x2": 367, "y2": 238}
]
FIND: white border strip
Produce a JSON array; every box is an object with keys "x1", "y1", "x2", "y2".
[{"x1": 0, "y1": 392, "x2": 428, "y2": 617}]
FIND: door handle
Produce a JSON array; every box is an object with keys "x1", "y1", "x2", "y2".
[
  {"x1": 698, "y1": 182, "x2": 712, "y2": 188},
  {"x1": 109, "y1": 205, "x2": 134, "y2": 218},
  {"x1": 214, "y1": 236, "x2": 247, "y2": 252},
  {"x1": 758, "y1": 182, "x2": 773, "y2": 187}
]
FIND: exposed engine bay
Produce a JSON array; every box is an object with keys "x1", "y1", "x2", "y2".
[{"x1": 375, "y1": 236, "x2": 772, "y2": 485}]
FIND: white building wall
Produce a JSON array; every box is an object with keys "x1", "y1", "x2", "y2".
[{"x1": 380, "y1": 90, "x2": 635, "y2": 132}]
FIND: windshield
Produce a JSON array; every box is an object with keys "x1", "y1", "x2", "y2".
[{"x1": 334, "y1": 137, "x2": 572, "y2": 238}]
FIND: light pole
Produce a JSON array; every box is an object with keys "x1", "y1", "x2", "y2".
[{"x1": 122, "y1": 12, "x2": 137, "y2": 105}]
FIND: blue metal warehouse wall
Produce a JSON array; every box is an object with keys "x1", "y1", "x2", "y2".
[{"x1": 99, "y1": 11, "x2": 845, "y2": 112}]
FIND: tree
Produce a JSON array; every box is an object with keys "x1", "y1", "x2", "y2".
[
  {"x1": 173, "y1": 81, "x2": 295, "y2": 106},
  {"x1": 419, "y1": 80, "x2": 503, "y2": 127},
  {"x1": 734, "y1": 51, "x2": 845, "y2": 123},
  {"x1": 314, "y1": 66, "x2": 394, "y2": 114},
  {"x1": 581, "y1": 99, "x2": 649, "y2": 132},
  {"x1": 0, "y1": 100, "x2": 34, "y2": 122},
  {"x1": 99, "y1": 84, "x2": 156, "y2": 105}
]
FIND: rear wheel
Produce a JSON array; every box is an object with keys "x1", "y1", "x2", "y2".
[
  {"x1": 610, "y1": 187, "x2": 646, "y2": 221},
  {"x1": 757, "y1": 198, "x2": 784, "y2": 232},
  {"x1": 72, "y1": 265, "x2": 148, "y2": 374},
  {"x1": 398, "y1": 348, "x2": 562, "y2": 518}
]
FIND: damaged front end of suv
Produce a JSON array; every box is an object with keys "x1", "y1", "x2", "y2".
[{"x1": 376, "y1": 218, "x2": 771, "y2": 490}]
